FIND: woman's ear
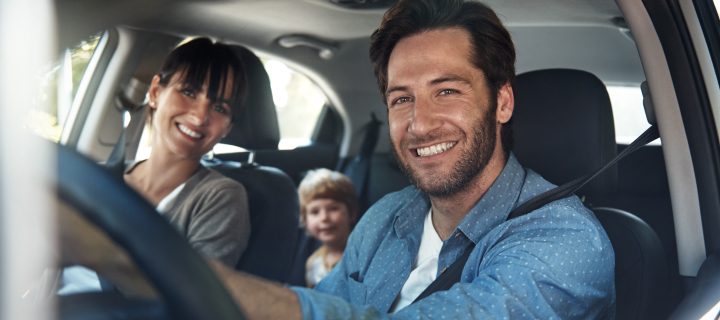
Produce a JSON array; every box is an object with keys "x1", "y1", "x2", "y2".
[{"x1": 147, "y1": 75, "x2": 162, "y2": 109}]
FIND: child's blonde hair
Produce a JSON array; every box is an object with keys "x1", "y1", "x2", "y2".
[{"x1": 298, "y1": 168, "x2": 359, "y2": 227}]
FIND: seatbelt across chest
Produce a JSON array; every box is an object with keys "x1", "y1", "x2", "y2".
[{"x1": 411, "y1": 124, "x2": 660, "y2": 304}]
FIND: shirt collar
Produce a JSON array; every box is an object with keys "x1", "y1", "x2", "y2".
[{"x1": 393, "y1": 153, "x2": 526, "y2": 243}]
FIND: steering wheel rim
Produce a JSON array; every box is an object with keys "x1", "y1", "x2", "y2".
[{"x1": 57, "y1": 145, "x2": 246, "y2": 320}]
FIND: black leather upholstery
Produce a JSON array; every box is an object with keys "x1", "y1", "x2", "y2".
[
  {"x1": 513, "y1": 69, "x2": 674, "y2": 320},
  {"x1": 204, "y1": 45, "x2": 299, "y2": 283},
  {"x1": 513, "y1": 68, "x2": 617, "y2": 195},
  {"x1": 221, "y1": 45, "x2": 280, "y2": 151},
  {"x1": 203, "y1": 159, "x2": 299, "y2": 283},
  {"x1": 594, "y1": 208, "x2": 677, "y2": 320}
]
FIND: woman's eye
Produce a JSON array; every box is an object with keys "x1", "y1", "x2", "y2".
[
  {"x1": 181, "y1": 89, "x2": 195, "y2": 98},
  {"x1": 213, "y1": 104, "x2": 229, "y2": 115}
]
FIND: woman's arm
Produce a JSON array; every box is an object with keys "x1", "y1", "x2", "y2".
[{"x1": 181, "y1": 178, "x2": 251, "y2": 267}]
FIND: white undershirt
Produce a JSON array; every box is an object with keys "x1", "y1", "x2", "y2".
[
  {"x1": 389, "y1": 208, "x2": 443, "y2": 313},
  {"x1": 58, "y1": 183, "x2": 185, "y2": 295}
]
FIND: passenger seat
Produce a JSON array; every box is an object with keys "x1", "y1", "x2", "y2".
[
  {"x1": 513, "y1": 68, "x2": 678, "y2": 320},
  {"x1": 202, "y1": 45, "x2": 299, "y2": 284}
]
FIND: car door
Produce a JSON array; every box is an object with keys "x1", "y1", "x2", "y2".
[{"x1": 619, "y1": 0, "x2": 720, "y2": 318}]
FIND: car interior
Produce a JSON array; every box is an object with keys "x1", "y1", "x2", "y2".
[{"x1": 2, "y1": 0, "x2": 719, "y2": 319}]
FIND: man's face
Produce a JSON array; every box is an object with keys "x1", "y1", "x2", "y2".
[{"x1": 386, "y1": 28, "x2": 499, "y2": 197}]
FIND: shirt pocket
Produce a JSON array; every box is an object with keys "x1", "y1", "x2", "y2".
[{"x1": 348, "y1": 271, "x2": 367, "y2": 305}]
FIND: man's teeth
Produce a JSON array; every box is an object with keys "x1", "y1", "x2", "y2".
[
  {"x1": 416, "y1": 142, "x2": 456, "y2": 157},
  {"x1": 178, "y1": 124, "x2": 202, "y2": 138}
]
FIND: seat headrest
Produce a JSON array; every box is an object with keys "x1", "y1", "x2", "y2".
[
  {"x1": 512, "y1": 69, "x2": 617, "y2": 195},
  {"x1": 220, "y1": 45, "x2": 280, "y2": 150}
]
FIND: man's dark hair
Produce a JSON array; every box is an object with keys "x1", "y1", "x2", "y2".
[
  {"x1": 155, "y1": 37, "x2": 248, "y2": 122},
  {"x1": 369, "y1": 0, "x2": 515, "y2": 153}
]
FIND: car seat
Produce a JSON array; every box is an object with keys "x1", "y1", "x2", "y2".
[
  {"x1": 513, "y1": 68, "x2": 677, "y2": 320},
  {"x1": 201, "y1": 45, "x2": 299, "y2": 284}
]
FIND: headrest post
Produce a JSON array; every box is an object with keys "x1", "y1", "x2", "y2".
[{"x1": 247, "y1": 150, "x2": 256, "y2": 165}]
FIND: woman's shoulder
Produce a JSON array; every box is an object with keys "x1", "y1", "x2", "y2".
[{"x1": 191, "y1": 166, "x2": 247, "y2": 193}]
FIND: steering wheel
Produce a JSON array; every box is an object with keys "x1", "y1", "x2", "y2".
[{"x1": 57, "y1": 144, "x2": 247, "y2": 320}]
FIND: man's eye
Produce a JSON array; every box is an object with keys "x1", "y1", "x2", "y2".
[
  {"x1": 439, "y1": 89, "x2": 457, "y2": 95},
  {"x1": 391, "y1": 96, "x2": 411, "y2": 106}
]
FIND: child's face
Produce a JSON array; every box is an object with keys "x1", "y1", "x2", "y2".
[{"x1": 305, "y1": 198, "x2": 353, "y2": 248}]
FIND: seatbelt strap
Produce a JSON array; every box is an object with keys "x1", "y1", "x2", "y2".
[
  {"x1": 105, "y1": 129, "x2": 127, "y2": 179},
  {"x1": 411, "y1": 124, "x2": 660, "y2": 305},
  {"x1": 507, "y1": 124, "x2": 659, "y2": 220},
  {"x1": 412, "y1": 243, "x2": 476, "y2": 303},
  {"x1": 106, "y1": 104, "x2": 146, "y2": 179}
]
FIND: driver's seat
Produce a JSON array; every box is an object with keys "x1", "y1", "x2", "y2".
[
  {"x1": 202, "y1": 45, "x2": 299, "y2": 283},
  {"x1": 513, "y1": 69, "x2": 677, "y2": 320}
]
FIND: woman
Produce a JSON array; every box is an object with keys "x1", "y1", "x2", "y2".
[{"x1": 59, "y1": 38, "x2": 251, "y2": 295}]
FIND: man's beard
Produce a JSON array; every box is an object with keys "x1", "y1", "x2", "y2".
[{"x1": 392, "y1": 103, "x2": 497, "y2": 198}]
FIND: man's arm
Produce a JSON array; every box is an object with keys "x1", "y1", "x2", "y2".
[
  {"x1": 58, "y1": 200, "x2": 158, "y2": 298},
  {"x1": 208, "y1": 260, "x2": 302, "y2": 320}
]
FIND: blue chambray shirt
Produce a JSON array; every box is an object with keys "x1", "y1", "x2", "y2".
[{"x1": 291, "y1": 153, "x2": 616, "y2": 319}]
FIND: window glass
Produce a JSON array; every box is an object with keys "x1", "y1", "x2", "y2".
[
  {"x1": 607, "y1": 86, "x2": 659, "y2": 145},
  {"x1": 29, "y1": 32, "x2": 102, "y2": 142},
  {"x1": 261, "y1": 58, "x2": 327, "y2": 150}
]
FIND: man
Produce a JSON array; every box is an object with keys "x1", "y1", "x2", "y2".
[{"x1": 64, "y1": 0, "x2": 615, "y2": 318}]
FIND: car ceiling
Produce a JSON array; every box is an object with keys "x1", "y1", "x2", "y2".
[{"x1": 58, "y1": 0, "x2": 645, "y2": 154}]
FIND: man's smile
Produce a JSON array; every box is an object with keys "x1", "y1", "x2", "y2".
[{"x1": 414, "y1": 141, "x2": 457, "y2": 157}]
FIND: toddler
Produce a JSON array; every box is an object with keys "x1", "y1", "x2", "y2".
[{"x1": 298, "y1": 168, "x2": 359, "y2": 288}]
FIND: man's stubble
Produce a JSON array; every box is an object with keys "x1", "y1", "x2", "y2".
[{"x1": 392, "y1": 99, "x2": 498, "y2": 198}]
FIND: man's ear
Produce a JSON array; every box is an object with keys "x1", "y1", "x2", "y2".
[
  {"x1": 147, "y1": 75, "x2": 162, "y2": 109},
  {"x1": 496, "y1": 82, "x2": 514, "y2": 124}
]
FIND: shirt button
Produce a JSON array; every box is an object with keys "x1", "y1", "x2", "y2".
[
  {"x1": 454, "y1": 233, "x2": 461, "y2": 239},
  {"x1": 441, "y1": 267, "x2": 448, "y2": 273}
]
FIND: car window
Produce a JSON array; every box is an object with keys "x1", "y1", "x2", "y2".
[
  {"x1": 29, "y1": 32, "x2": 103, "y2": 142},
  {"x1": 607, "y1": 85, "x2": 658, "y2": 145},
  {"x1": 260, "y1": 58, "x2": 327, "y2": 150}
]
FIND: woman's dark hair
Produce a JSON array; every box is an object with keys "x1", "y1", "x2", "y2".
[
  {"x1": 369, "y1": 0, "x2": 515, "y2": 153},
  {"x1": 154, "y1": 37, "x2": 248, "y2": 122}
]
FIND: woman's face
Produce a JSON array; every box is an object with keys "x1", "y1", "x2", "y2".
[{"x1": 148, "y1": 70, "x2": 235, "y2": 160}]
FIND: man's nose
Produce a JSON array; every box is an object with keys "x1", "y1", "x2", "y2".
[{"x1": 408, "y1": 96, "x2": 441, "y2": 136}]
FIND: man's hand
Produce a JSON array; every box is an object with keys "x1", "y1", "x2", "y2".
[
  {"x1": 57, "y1": 200, "x2": 158, "y2": 298},
  {"x1": 208, "y1": 260, "x2": 302, "y2": 320}
]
